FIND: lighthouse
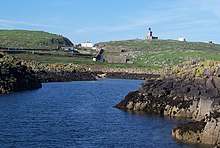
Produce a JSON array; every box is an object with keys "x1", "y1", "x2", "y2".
[
  {"x1": 146, "y1": 28, "x2": 158, "y2": 40},
  {"x1": 146, "y1": 28, "x2": 152, "y2": 40}
]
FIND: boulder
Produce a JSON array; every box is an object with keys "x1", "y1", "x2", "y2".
[
  {"x1": 203, "y1": 68, "x2": 213, "y2": 76},
  {"x1": 173, "y1": 112, "x2": 220, "y2": 146},
  {"x1": 206, "y1": 77, "x2": 215, "y2": 89},
  {"x1": 213, "y1": 76, "x2": 220, "y2": 90},
  {"x1": 215, "y1": 67, "x2": 220, "y2": 76}
]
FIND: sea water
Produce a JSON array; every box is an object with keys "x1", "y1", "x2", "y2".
[{"x1": 0, "y1": 79, "x2": 205, "y2": 148}]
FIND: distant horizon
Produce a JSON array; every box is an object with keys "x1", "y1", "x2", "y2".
[
  {"x1": 1, "y1": 0, "x2": 220, "y2": 44},
  {"x1": 0, "y1": 28, "x2": 218, "y2": 45}
]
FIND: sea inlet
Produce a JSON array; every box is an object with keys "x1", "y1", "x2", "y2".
[{"x1": 0, "y1": 79, "x2": 205, "y2": 148}]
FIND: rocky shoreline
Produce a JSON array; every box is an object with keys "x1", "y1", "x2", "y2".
[
  {"x1": 0, "y1": 53, "x2": 96, "y2": 94},
  {"x1": 0, "y1": 53, "x2": 42, "y2": 94},
  {"x1": 22, "y1": 61, "x2": 96, "y2": 82},
  {"x1": 1, "y1": 52, "x2": 159, "y2": 94},
  {"x1": 2, "y1": 51, "x2": 220, "y2": 146},
  {"x1": 115, "y1": 60, "x2": 220, "y2": 147},
  {"x1": 105, "y1": 72, "x2": 160, "y2": 80},
  {"x1": 91, "y1": 67, "x2": 160, "y2": 80}
]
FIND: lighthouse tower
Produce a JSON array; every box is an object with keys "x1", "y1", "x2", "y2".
[
  {"x1": 146, "y1": 28, "x2": 158, "y2": 40},
  {"x1": 146, "y1": 28, "x2": 153, "y2": 40}
]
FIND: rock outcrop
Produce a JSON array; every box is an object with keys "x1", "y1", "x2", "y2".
[
  {"x1": 115, "y1": 60, "x2": 220, "y2": 146},
  {"x1": 0, "y1": 53, "x2": 42, "y2": 94},
  {"x1": 105, "y1": 72, "x2": 160, "y2": 80},
  {"x1": 21, "y1": 61, "x2": 96, "y2": 82},
  {"x1": 0, "y1": 52, "x2": 96, "y2": 94},
  {"x1": 115, "y1": 78, "x2": 220, "y2": 119},
  {"x1": 91, "y1": 67, "x2": 160, "y2": 80},
  {"x1": 172, "y1": 111, "x2": 220, "y2": 146}
]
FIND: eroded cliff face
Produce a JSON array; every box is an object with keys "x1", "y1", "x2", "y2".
[
  {"x1": 21, "y1": 61, "x2": 96, "y2": 82},
  {"x1": 0, "y1": 53, "x2": 42, "y2": 94},
  {"x1": 172, "y1": 111, "x2": 220, "y2": 146},
  {"x1": 115, "y1": 78, "x2": 220, "y2": 120},
  {"x1": 0, "y1": 52, "x2": 96, "y2": 94},
  {"x1": 115, "y1": 60, "x2": 220, "y2": 146}
]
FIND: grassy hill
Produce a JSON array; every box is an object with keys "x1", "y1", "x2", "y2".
[
  {"x1": 99, "y1": 39, "x2": 220, "y2": 70},
  {"x1": 0, "y1": 30, "x2": 73, "y2": 49},
  {"x1": 5, "y1": 38, "x2": 220, "y2": 71}
]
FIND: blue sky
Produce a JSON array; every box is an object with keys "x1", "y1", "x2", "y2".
[{"x1": 0, "y1": 0, "x2": 219, "y2": 44}]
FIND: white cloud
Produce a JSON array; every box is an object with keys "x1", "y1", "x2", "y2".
[
  {"x1": 0, "y1": 18, "x2": 64, "y2": 29},
  {"x1": 74, "y1": 14, "x2": 172, "y2": 34},
  {"x1": 0, "y1": 22, "x2": 13, "y2": 28},
  {"x1": 74, "y1": 1, "x2": 200, "y2": 34},
  {"x1": 200, "y1": 0, "x2": 220, "y2": 18},
  {"x1": 69, "y1": 0, "x2": 220, "y2": 43}
]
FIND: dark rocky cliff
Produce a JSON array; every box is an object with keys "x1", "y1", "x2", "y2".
[
  {"x1": 21, "y1": 61, "x2": 96, "y2": 82},
  {"x1": 0, "y1": 53, "x2": 96, "y2": 94},
  {"x1": 0, "y1": 53, "x2": 42, "y2": 94},
  {"x1": 115, "y1": 60, "x2": 220, "y2": 146}
]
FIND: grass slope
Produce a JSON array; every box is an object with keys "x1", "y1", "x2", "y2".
[
  {"x1": 7, "y1": 39, "x2": 220, "y2": 71},
  {"x1": 0, "y1": 30, "x2": 73, "y2": 49},
  {"x1": 100, "y1": 39, "x2": 220, "y2": 70},
  {"x1": 13, "y1": 52, "x2": 141, "y2": 69}
]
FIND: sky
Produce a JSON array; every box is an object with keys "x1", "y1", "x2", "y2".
[{"x1": 0, "y1": 0, "x2": 220, "y2": 44}]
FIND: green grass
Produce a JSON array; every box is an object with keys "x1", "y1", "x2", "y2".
[
  {"x1": 0, "y1": 30, "x2": 73, "y2": 49},
  {"x1": 6, "y1": 37, "x2": 220, "y2": 71},
  {"x1": 102, "y1": 39, "x2": 220, "y2": 52},
  {"x1": 12, "y1": 52, "x2": 150, "y2": 69},
  {"x1": 99, "y1": 39, "x2": 220, "y2": 70},
  {"x1": 13, "y1": 53, "x2": 92, "y2": 64},
  {"x1": 103, "y1": 52, "x2": 120, "y2": 58}
]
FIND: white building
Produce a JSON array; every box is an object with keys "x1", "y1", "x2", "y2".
[
  {"x1": 179, "y1": 38, "x2": 186, "y2": 42},
  {"x1": 60, "y1": 47, "x2": 76, "y2": 51},
  {"x1": 80, "y1": 42, "x2": 94, "y2": 48}
]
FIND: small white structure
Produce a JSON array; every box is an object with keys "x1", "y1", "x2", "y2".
[
  {"x1": 179, "y1": 38, "x2": 186, "y2": 42},
  {"x1": 92, "y1": 47, "x2": 97, "y2": 50},
  {"x1": 60, "y1": 47, "x2": 76, "y2": 51},
  {"x1": 209, "y1": 40, "x2": 214, "y2": 44},
  {"x1": 80, "y1": 42, "x2": 94, "y2": 48}
]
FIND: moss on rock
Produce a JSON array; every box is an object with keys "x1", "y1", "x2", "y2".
[
  {"x1": 115, "y1": 60, "x2": 220, "y2": 146},
  {"x1": 0, "y1": 53, "x2": 42, "y2": 94}
]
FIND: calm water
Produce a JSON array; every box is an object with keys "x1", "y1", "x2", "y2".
[{"x1": 0, "y1": 79, "x2": 205, "y2": 148}]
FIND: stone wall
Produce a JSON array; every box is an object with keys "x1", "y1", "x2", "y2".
[
  {"x1": 105, "y1": 56, "x2": 127, "y2": 64},
  {"x1": 103, "y1": 45, "x2": 121, "y2": 52}
]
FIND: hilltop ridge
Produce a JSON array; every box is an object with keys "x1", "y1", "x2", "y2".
[
  {"x1": 98, "y1": 39, "x2": 220, "y2": 70},
  {"x1": 0, "y1": 30, "x2": 73, "y2": 49}
]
